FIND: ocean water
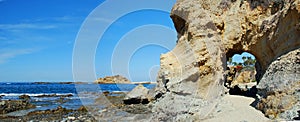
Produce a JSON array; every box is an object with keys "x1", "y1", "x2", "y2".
[{"x1": 0, "y1": 82, "x2": 156, "y2": 116}]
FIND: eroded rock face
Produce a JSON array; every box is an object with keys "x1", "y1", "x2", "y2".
[{"x1": 153, "y1": 0, "x2": 300, "y2": 121}]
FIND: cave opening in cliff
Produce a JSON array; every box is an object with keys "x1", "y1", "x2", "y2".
[{"x1": 225, "y1": 52, "x2": 258, "y2": 98}]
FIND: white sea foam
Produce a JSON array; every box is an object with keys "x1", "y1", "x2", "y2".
[{"x1": 0, "y1": 93, "x2": 74, "y2": 97}]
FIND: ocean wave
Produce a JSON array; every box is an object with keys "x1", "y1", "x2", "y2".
[
  {"x1": 0, "y1": 91, "x2": 128, "y2": 97},
  {"x1": 0, "y1": 93, "x2": 75, "y2": 97}
]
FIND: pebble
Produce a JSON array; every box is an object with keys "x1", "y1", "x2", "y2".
[
  {"x1": 61, "y1": 118, "x2": 68, "y2": 122},
  {"x1": 99, "y1": 109, "x2": 107, "y2": 113},
  {"x1": 85, "y1": 119, "x2": 92, "y2": 122},
  {"x1": 67, "y1": 116, "x2": 75, "y2": 120}
]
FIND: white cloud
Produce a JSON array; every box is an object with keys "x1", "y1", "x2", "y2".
[
  {"x1": 0, "y1": 23, "x2": 56, "y2": 30},
  {"x1": 90, "y1": 17, "x2": 114, "y2": 23},
  {"x1": 29, "y1": 16, "x2": 78, "y2": 23},
  {"x1": 0, "y1": 48, "x2": 35, "y2": 64},
  {"x1": 53, "y1": 16, "x2": 76, "y2": 21}
]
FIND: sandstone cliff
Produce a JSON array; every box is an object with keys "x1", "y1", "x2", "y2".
[
  {"x1": 95, "y1": 75, "x2": 131, "y2": 84},
  {"x1": 153, "y1": 0, "x2": 300, "y2": 121}
]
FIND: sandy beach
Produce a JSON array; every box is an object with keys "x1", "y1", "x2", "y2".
[{"x1": 205, "y1": 95, "x2": 270, "y2": 122}]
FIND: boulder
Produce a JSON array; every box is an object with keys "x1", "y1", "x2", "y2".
[
  {"x1": 258, "y1": 49, "x2": 300, "y2": 93},
  {"x1": 123, "y1": 84, "x2": 152, "y2": 104},
  {"x1": 257, "y1": 49, "x2": 300, "y2": 120}
]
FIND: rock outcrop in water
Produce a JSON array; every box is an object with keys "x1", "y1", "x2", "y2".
[
  {"x1": 153, "y1": 0, "x2": 300, "y2": 121},
  {"x1": 0, "y1": 100, "x2": 35, "y2": 114},
  {"x1": 95, "y1": 75, "x2": 131, "y2": 84}
]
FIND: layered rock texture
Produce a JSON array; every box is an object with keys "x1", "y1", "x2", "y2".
[
  {"x1": 95, "y1": 75, "x2": 131, "y2": 84},
  {"x1": 153, "y1": 0, "x2": 300, "y2": 121}
]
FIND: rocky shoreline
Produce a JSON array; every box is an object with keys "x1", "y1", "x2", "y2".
[
  {"x1": 0, "y1": 100, "x2": 35, "y2": 114},
  {"x1": 1, "y1": 81, "x2": 298, "y2": 121},
  {"x1": 0, "y1": 105, "x2": 95, "y2": 122},
  {"x1": 0, "y1": 85, "x2": 154, "y2": 122}
]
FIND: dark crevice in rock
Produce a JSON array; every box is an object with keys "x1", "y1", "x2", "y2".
[
  {"x1": 170, "y1": 14, "x2": 187, "y2": 37},
  {"x1": 123, "y1": 98, "x2": 149, "y2": 105},
  {"x1": 182, "y1": 111, "x2": 194, "y2": 115},
  {"x1": 218, "y1": 0, "x2": 237, "y2": 10},
  {"x1": 228, "y1": 85, "x2": 258, "y2": 98},
  {"x1": 250, "y1": 97, "x2": 261, "y2": 108},
  {"x1": 216, "y1": 22, "x2": 225, "y2": 34},
  {"x1": 255, "y1": 61, "x2": 263, "y2": 83},
  {"x1": 226, "y1": 48, "x2": 244, "y2": 59},
  {"x1": 294, "y1": 110, "x2": 300, "y2": 120},
  {"x1": 172, "y1": 91, "x2": 192, "y2": 96},
  {"x1": 155, "y1": 92, "x2": 163, "y2": 99},
  {"x1": 247, "y1": 0, "x2": 271, "y2": 10},
  {"x1": 141, "y1": 99, "x2": 150, "y2": 104},
  {"x1": 164, "y1": 79, "x2": 170, "y2": 92}
]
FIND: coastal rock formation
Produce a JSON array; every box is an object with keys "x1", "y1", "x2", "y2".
[
  {"x1": 123, "y1": 84, "x2": 153, "y2": 104},
  {"x1": 153, "y1": 0, "x2": 300, "y2": 120},
  {"x1": 257, "y1": 49, "x2": 300, "y2": 119},
  {"x1": 19, "y1": 94, "x2": 31, "y2": 100},
  {"x1": 95, "y1": 75, "x2": 131, "y2": 84},
  {"x1": 27, "y1": 106, "x2": 73, "y2": 115},
  {"x1": 0, "y1": 100, "x2": 35, "y2": 114}
]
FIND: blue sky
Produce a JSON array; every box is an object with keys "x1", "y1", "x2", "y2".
[
  {"x1": 231, "y1": 52, "x2": 255, "y2": 64},
  {"x1": 0, "y1": 0, "x2": 178, "y2": 82},
  {"x1": 0, "y1": 0, "x2": 105, "y2": 82}
]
